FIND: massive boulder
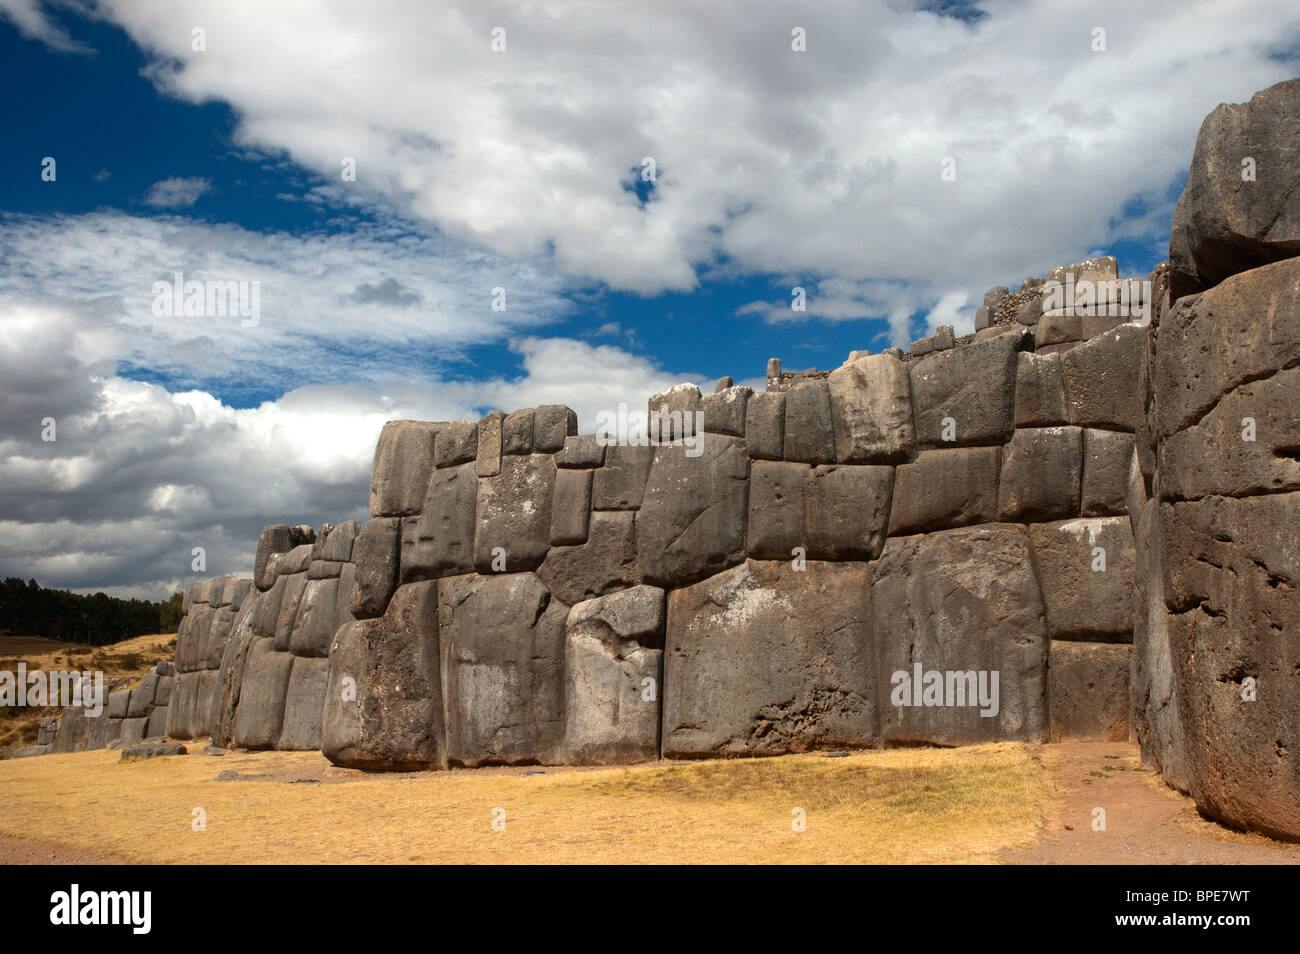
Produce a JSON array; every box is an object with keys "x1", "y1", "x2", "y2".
[
  {"x1": 322, "y1": 580, "x2": 445, "y2": 771},
  {"x1": 473, "y1": 453, "x2": 556, "y2": 572},
  {"x1": 1169, "y1": 79, "x2": 1300, "y2": 296},
  {"x1": 871, "y1": 525, "x2": 1048, "y2": 745},
  {"x1": 370, "y1": 420, "x2": 443, "y2": 517},
  {"x1": 662, "y1": 559, "x2": 875, "y2": 757},
  {"x1": 827, "y1": 353, "x2": 914, "y2": 463},
  {"x1": 909, "y1": 329, "x2": 1030, "y2": 448},
  {"x1": 437, "y1": 573, "x2": 567, "y2": 766}
]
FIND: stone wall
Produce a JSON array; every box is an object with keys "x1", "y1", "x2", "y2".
[{"x1": 34, "y1": 80, "x2": 1300, "y2": 844}]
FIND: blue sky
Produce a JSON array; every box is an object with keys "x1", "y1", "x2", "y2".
[{"x1": 1, "y1": 0, "x2": 1297, "y2": 598}]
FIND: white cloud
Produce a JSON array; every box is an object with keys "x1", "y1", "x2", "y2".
[
  {"x1": 142, "y1": 176, "x2": 212, "y2": 208},
  {"x1": 0, "y1": 0, "x2": 86, "y2": 52}
]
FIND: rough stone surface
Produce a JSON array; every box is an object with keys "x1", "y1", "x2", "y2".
[
  {"x1": 744, "y1": 391, "x2": 785, "y2": 460},
  {"x1": 554, "y1": 434, "x2": 605, "y2": 468},
  {"x1": 231, "y1": 639, "x2": 294, "y2": 750},
  {"x1": 699, "y1": 385, "x2": 752, "y2": 437},
  {"x1": 502, "y1": 408, "x2": 534, "y2": 455},
  {"x1": 121, "y1": 742, "x2": 187, "y2": 761},
  {"x1": 889, "y1": 447, "x2": 999, "y2": 536},
  {"x1": 534, "y1": 405, "x2": 578, "y2": 453},
  {"x1": 473, "y1": 453, "x2": 556, "y2": 572},
  {"x1": 1169, "y1": 79, "x2": 1300, "y2": 295},
  {"x1": 1081, "y1": 429, "x2": 1134, "y2": 516},
  {"x1": 323, "y1": 581, "x2": 445, "y2": 771},
  {"x1": 403, "y1": 462, "x2": 477, "y2": 582},
  {"x1": 910, "y1": 330, "x2": 1030, "y2": 448},
  {"x1": 663, "y1": 560, "x2": 875, "y2": 757},
  {"x1": 1028, "y1": 518, "x2": 1136, "y2": 641},
  {"x1": 370, "y1": 420, "x2": 442, "y2": 517},
  {"x1": 782, "y1": 379, "x2": 835, "y2": 463},
  {"x1": 591, "y1": 444, "x2": 652, "y2": 510},
  {"x1": 637, "y1": 435, "x2": 749, "y2": 587},
  {"x1": 1014, "y1": 351, "x2": 1069, "y2": 427},
  {"x1": 272, "y1": 574, "x2": 309, "y2": 652},
  {"x1": 872, "y1": 525, "x2": 1048, "y2": 745},
  {"x1": 434, "y1": 420, "x2": 478, "y2": 468},
  {"x1": 1049, "y1": 641, "x2": 1131, "y2": 741},
  {"x1": 537, "y1": 510, "x2": 638, "y2": 606},
  {"x1": 998, "y1": 426, "x2": 1083, "y2": 522},
  {"x1": 562, "y1": 585, "x2": 664, "y2": 764},
  {"x1": 550, "y1": 468, "x2": 592, "y2": 546},
  {"x1": 290, "y1": 577, "x2": 341, "y2": 657},
  {"x1": 254, "y1": 524, "x2": 293, "y2": 591},
  {"x1": 438, "y1": 573, "x2": 567, "y2": 766},
  {"x1": 827, "y1": 353, "x2": 914, "y2": 464},
  {"x1": 278, "y1": 656, "x2": 330, "y2": 751},
  {"x1": 1059, "y1": 325, "x2": 1145, "y2": 431},
  {"x1": 350, "y1": 517, "x2": 401, "y2": 618}
]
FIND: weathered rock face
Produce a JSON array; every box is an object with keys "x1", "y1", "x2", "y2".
[
  {"x1": 350, "y1": 517, "x2": 401, "y2": 618},
  {"x1": 662, "y1": 560, "x2": 875, "y2": 757},
  {"x1": 638, "y1": 435, "x2": 749, "y2": 587},
  {"x1": 1048, "y1": 641, "x2": 1131, "y2": 742},
  {"x1": 1027, "y1": 517, "x2": 1135, "y2": 641},
  {"x1": 438, "y1": 573, "x2": 567, "y2": 766},
  {"x1": 232, "y1": 639, "x2": 294, "y2": 750},
  {"x1": 538, "y1": 510, "x2": 638, "y2": 606},
  {"x1": 1170, "y1": 79, "x2": 1300, "y2": 296},
  {"x1": 473, "y1": 453, "x2": 556, "y2": 572},
  {"x1": 889, "y1": 447, "x2": 998, "y2": 535},
  {"x1": 747, "y1": 460, "x2": 893, "y2": 560},
  {"x1": 322, "y1": 581, "x2": 445, "y2": 771},
  {"x1": 871, "y1": 525, "x2": 1048, "y2": 745},
  {"x1": 562, "y1": 585, "x2": 664, "y2": 764},
  {"x1": 827, "y1": 353, "x2": 914, "y2": 463},
  {"x1": 909, "y1": 330, "x2": 1030, "y2": 448},
  {"x1": 370, "y1": 420, "x2": 443, "y2": 517}
]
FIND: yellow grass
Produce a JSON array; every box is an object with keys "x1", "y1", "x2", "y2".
[{"x1": 0, "y1": 742, "x2": 1049, "y2": 864}]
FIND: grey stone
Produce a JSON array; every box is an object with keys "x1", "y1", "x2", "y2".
[
  {"x1": 119, "y1": 716, "x2": 149, "y2": 744},
  {"x1": 232, "y1": 639, "x2": 294, "y2": 750},
  {"x1": 370, "y1": 420, "x2": 443, "y2": 517},
  {"x1": 1014, "y1": 351, "x2": 1069, "y2": 427},
  {"x1": 476, "y1": 410, "x2": 505, "y2": 477},
  {"x1": 550, "y1": 468, "x2": 592, "y2": 546},
  {"x1": 562, "y1": 585, "x2": 664, "y2": 764},
  {"x1": 1082, "y1": 429, "x2": 1134, "y2": 516},
  {"x1": 37, "y1": 716, "x2": 58, "y2": 745},
  {"x1": 1059, "y1": 324, "x2": 1145, "y2": 431},
  {"x1": 127, "y1": 673, "x2": 157, "y2": 718},
  {"x1": 434, "y1": 420, "x2": 478, "y2": 468},
  {"x1": 746, "y1": 461, "x2": 892, "y2": 561},
  {"x1": 714, "y1": 376, "x2": 734, "y2": 392},
  {"x1": 910, "y1": 329, "x2": 1031, "y2": 449},
  {"x1": 974, "y1": 305, "x2": 991, "y2": 331},
  {"x1": 648, "y1": 383, "x2": 703, "y2": 443},
  {"x1": 273, "y1": 573, "x2": 309, "y2": 652},
  {"x1": 746, "y1": 460, "x2": 810, "y2": 559},
  {"x1": 276, "y1": 544, "x2": 313, "y2": 577},
  {"x1": 108, "y1": 688, "x2": 130, "y2": 720},
  {"x1": 638, "y1": 435, "x2": 749, "y2": 587},
  {"x1": 1049, "y1": 641, "x2": 1131, "y2": 741},
  {"x1": 209, "y1": 612, "x2": 259, "y2": 749},
  {"x1": 889, "y1": 446, "x2": 999, "y2": 535},
  {"x1": 1016, "y1": 295, "x2": 1042, "y2": 326},
  {"x1": 146, "y1": 706, "x2": 169, "y2": 740},
  {"x1": 278, "y1": 656, "x2": 330, "y2": 751},
  {"x1": 474, "y1": 453, "x2": 556, "y2": 572},
  {"x1": 1036, "y1": 313, "x2": 1082, "y2": 347},
  {"x1": 554, "y1": 434, "x2": 605, "y2": 468},
  {"x1": 12, "y1": 745, "x2": 52, "y2": 758},
  {"x1": 322, "y1": 520, "x2": 358, "y2": 562},
  {"x1": 121, "y1": 742, "x2": 187, "y2": 761},
  {"x1": 307, "y1": 559, "x2": 344, "y2": 579},
  {"x1": 700, "y1": 385, "x2": 752, "y2": 437},
  {"x1": 537, "y1": 510, "x2": 638, "y2": 606},
  {"x1": 51, "y1": 708, "x2": 88, "y2": 753},
  {"x1": 743, "y1": 391, "x2": 785, "y2": 460},
  {"x1": 153, "y1": 674, "x2": 173, "y2": 707},
  {"x1": 1028, "y1": 517, "x2": 1135, "y2": 640},
  {"x1": 439, "y1": 573, "x2": 567, "y2": 767},
  {"x1": 204, "y1": 604, "x2": 236, "y2": 669},
  {"x1": 872, "y1": 525, "x2": 1048, "y2": 745},
  {"x1": 252, "y1": 574, "x2": 288, "y2": 638},
  {"x1": 782, "y1": 379, "x2": 835, "y2": 463},
  {"x1": 182, "y1": 582, "x2": 201, "y2": 614},
  {"x1": 164, "y1": 671, "x2": 198, "y2": 739},
  {"x1": 403, "y1": 462, "x2": 477, "y2": 581},
  {"x1": 503, "y1": 408, "x2": 534, "y2": 455},
  {"x1": 534, "y1": 405, "x2": 579, "y2": 453},
  {"x1": 662, "y1": 560, "x2": 876, "y2": 757},
  {"x1": 998, "y1": 426, "x2": 1083, "y2": 522},
  {"x1": 322, "y1": 580, "x2": 445, "y2": 771},
  {"x1": 290, "y1": 577, "x2": 341, "y2": 658},
  {"x1": 1169, "y1": 79, "x2": 1300, "y2": 295},
  {"x1": 827, "y1": 353, "x2": 915, "y2": 464},
  {"x1": 350, "y1": 517, "x2": 401, "y2": 619},
  {"x1": 591, "y1": 444, "x2": 652, "y2": 510}
]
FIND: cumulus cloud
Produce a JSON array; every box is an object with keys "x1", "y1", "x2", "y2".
[
  {"x1": 73, "y1": 0, "x2": 1300, "y2": 305},
  {"x1": 0, "y1": 0, "x2": 86, "y2": 52},
  {"x1": 142, "y1": 176, "x2": 212, "y2": 208}
]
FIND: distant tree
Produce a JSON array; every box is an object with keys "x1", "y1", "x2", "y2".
[{"x1": 0, "y1": 578, "x2": 171, "y2": 646}]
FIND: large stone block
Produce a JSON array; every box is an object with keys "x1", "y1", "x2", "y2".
[
  {"x1": 438, "y1": 573, "x2": 567, "y2": 767},
  {"x1": 550, "y1": 468, "x2": 592, "y2": 546},
  {"x1": 746, "y1": 460, "x2": 810, "y2": 559},
  {"x1": 1048, "y1": 641, "x2": 1131, "y2": 741},
  {"x1": 1159, "y1": 493, "x2": 1300, "y2": 840},
  {"x1": 164, "y1": 671, "x2": 202, "y2": 740},
  {"x1": 1058, "y1": 324, "x2": 1145, "y2": 431},
  {"x1": 1169, "y1": 78, "x2": 1300, "y2": 295},
  {"x1": 888, "y1": 447, "x2": 999, "y2": 535},
  {"x1": 350, "y1": 517, "x2": 400, "y2": 619},
  {"x1": 232, "y1": 639, "x2": 294, "y2": 750},
  {"x1": 204, "y1": 604, "x2": 236, "y2": 670},
  {"x1": 252, "y1": 574, "x2": 288, "y2": 638},
  {"x1": 473, "y1": 453, "x2": 556, "y2": 572},
  {"x1": 322, "y1": 520, "x2": 358, "y2": 562},
  {"x1": 402, "y1": 461, "x2": 478, "y2": 581},
  {"x1": 534, "y1": 404, "x2": 578, "y2": 453},
  {"x1": 554, "y1": 434, "x2": 605, "y2": 468},
  {"x1": 746, "y1": 461, "x2": 892, "y2": 561},
  {"x1": 476, "y1": 410, "x2": 505, "y2": 477},
  {"x1": 782, "y1": 379, "x2": 835, "y2": 463},
  {"x1": 997, "y1": 426, "x2": 1083, "y2": 522},
  {"x1": 871, "y1": 525, "x2": 1048, "y2": 745},
  {"x1": 537, "y1": 510, "x2": 638, "y2": 606},
  {"x1": 51, "y1": 707, "x2": 88, "y2": 753},
  {"x1": 289, "y1": 577, "x2": 341, "y2": 658},
  {"x1": 146, "y1": 705, "x2": 168, "y2": 740},
  {"x1": 910, "y1": 330, "x2": 1030, "y2": 449},
  {"x1": 562, "y1": 585, "x2": 664, "y2": 764},
  {"x1": 502, "y1": 408, "x2": 534, "y2": 455},
  {"x1": 272, "y1": 573, "x2": 309, "y2": 652},
  {"x1": 1081, "y1": 429, "x2": 1134, "y2": 516},
  {"x1": 700, "y1": 385, "x2": 752, "y2": 437},
  {"x1": 637, "y1": 435, "x2": 749, "y2": 587},
  {"x1": 209, "y1": 612, "x2": 259, "y2": 749},
  {"x1": 662, "y1": 560, "x2": 876, "y2": 757},
  {"x1": 370, "y1": 420, "x2": 443, "y2": 517},
  {"x1": 1028, "y1": 518, "x2": 1135, "y2": 641},
  {"x1": 591, "y1": 444, "x2": 652, "y2": 510},
  {"x1": 1014, "y1": 351, "x2": 1068, "y2": 427},
  {"x1": 322, "y1": 581, "x2": 445, "y2": 771},
  {"x1": 648, "y1": 383, "x2": 702, "y2": 442},
  {"x1": 434, "y1": 420, "x2": 478, "y2": 468},
  {"x1": 827, "y1": 353, "x2": 915, "y2": 463},
  {"x1": 254, "y1": 526, "x2": 292, "y2": 591},
  {"x1": 126, "y1": 673, "x2": 156, "y2": 718},
  {"x1": 278, "y1": 656, "x2": 330, "y2": 751},
  {"x1": 744, "y1": 390, "x2": 785, "y2": 460}
]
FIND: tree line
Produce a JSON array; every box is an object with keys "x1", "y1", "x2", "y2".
[{"x1": 0, "y1": 578, "x2": 182, "y2": 646}]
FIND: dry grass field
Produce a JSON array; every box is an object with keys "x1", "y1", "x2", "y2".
[
  {"x1": 0, "y1": 633, "x2": 176, "y2": 755},
  {"x1": 0, "y1": 742, "x2": 1049, "y2": 864}
]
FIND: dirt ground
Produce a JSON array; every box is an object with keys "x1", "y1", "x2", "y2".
[{"x1": 0, "y1": 740, "x2": 1295, "y2": 864}]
